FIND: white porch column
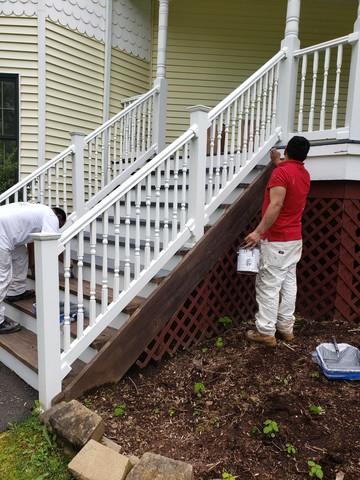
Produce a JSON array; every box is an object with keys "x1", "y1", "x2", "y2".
[
  {"x1": 277, "y1": 0, "x2": 301, "y2": 142},
  {"x1": 153, "y1": 0, "x2": 169, "y2": 153},
  {"x1": 346, "y1": 1, "x2": 360, "y2": 141}
]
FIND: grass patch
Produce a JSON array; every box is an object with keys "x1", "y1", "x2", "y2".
[{"x1": 0, "y1": 414, "x2": 73, "y2": 480}]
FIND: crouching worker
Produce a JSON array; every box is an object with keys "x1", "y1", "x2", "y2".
[
  {"x1": 244, "y1": 136, "x2": 311, "y2": 347},
  {"x1": 0, "y1": 202, "x2": 66, "y2": 334}
]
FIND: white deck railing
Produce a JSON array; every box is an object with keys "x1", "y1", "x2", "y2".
[{"x1": 0, "y1": 87, "x2": 159, "y2": 214}]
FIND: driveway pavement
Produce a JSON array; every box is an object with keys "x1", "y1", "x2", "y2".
[{"x1": 0, "y1": 362, "x2": 37, "y2": 432}]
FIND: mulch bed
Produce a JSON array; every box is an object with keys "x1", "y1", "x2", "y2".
[{"x1": 84, "y1": 316, "x2": 360, "y2": 479}]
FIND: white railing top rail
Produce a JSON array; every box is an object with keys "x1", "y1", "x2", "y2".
[
  {"x1": 0, "y1": 145, "x2": 74, "y2": 204},
  {"x1": 293, "y1": 32, "x2": 358, "y2": 57},
  {"x1": 58, "y1": 127, "x2": 196, "y2": 249},
  {"x1": 208, "y1": 49, "x2": 286, "y2": 121},
  {"x1": 85, "y1": 86, "x2": 159, "y2": 144}
]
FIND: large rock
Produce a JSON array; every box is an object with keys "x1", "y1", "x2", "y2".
[
  {"x1": 45, "y1": 400, "x2": 104, "y2": 449},
  {"x1": 68, "y1": 439, "x2": 132, "y2": 480},
  {"x1": 126, "y1": 452, "x2": 193, "y2": 480}
]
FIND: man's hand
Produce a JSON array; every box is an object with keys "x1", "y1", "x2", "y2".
[
  {"x1": 270, "y1": 148, "x2": 281, "y2": 166},
  {"x1": 244, "y1": 230, "x2": 261, "y2": 248}
]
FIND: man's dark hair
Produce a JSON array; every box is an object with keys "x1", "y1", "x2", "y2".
[
  {"x1": 285, "y1": 136, "x2": 310, "y2": 162},
  {"x1": 52, "y1": 207, "x2": 67, "y2": 226}
]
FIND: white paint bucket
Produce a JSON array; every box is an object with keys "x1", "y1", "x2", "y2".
[{"x1": 237, "y1": 248, "x2": 260, "y2": 274}]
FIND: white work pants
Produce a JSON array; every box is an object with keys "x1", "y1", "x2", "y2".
[
  {"x1": 255, "y1": 240, "x2": 302, "y2": 336},
  {"x1": 0, "y1": 245, "x2": 28, "y2": 324}
]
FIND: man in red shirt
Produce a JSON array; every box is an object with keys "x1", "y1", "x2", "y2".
[{"x1": 244, "y1": 136, "x2": 311, "y2": 347}]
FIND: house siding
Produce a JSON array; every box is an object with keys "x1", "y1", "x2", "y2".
[
  {"x1": 45, "y1": 21, "x2": 104, "y2": 160},
  {"x1": 109, "y1": 48, "x2": 151, "y2": 118},
  {"x1": 152, "y1": 0, "x2": 357, "y2": 142},
  {"x1": 0, "y1": 16, "x2": 38, "y2": 178}
]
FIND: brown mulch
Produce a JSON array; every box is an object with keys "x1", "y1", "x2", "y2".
[{"x1": 84, "y1": 317, "x2": 360, "y2": 479}]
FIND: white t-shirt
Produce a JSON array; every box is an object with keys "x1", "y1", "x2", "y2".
[{"x1": 0, "y1": 202, "x2": 59, "y2": 250}]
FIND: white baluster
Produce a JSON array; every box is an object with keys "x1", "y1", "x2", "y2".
[
  {"x1": 119, "y1": 116, "x2": 124, "y2": 174},
  {"x1": 101, "y1": 210, "x2": 109, "y2": 312},
  {"x1": 101, "y1": 131, "x2": 106, "y2": 188},
  {"x1": 113, "y1": 200, "x2": 121, "y2": 298},
  {"x1": 236, "y1": 95, "x2": 244, "y2": 170},
  {"x1": 124, "y1": 112, "x2": 130, "y2": 168},
  {"x1": 124, "y1": 191, "x2": 131, "y2": 288},
  {"x1": 62, "y1": 157, "x2": 68, "y2": 213},
  {"x1": 87, "y1": 141, "x2": 93, "y2": 199},
  {"x1": 248, "y1": 85, "x2": 256, "y2": 154},
  {"x1": 94, "y1": 136, "x2": 99, "y2": 194},
  {"x1": 221, "y1": 107, "x2": 230, "y2": 187},
  {"x1": 180, "y1": 143, "x2": 188, "y2": 230},
  {"x1": 39, "y1": 174, "x2": 45, "y2": 204},
  {"x1": 141, "y1": 101, "x2": 146, "y2": 152},
  {"x1": 22, "y1": 185, "x2": 28, "y2": 202},
  {"x1": 89, "y1": 221, "x2": 97, "y2": 325},
  {"x1": 207, "y1": 120, "x2": 216, "y2": 204},
  {"x1": 113, "y1": 121, "x2": 118, "y2": 178},
  {"x1": 332, "y1": 44, "x2": 343, "y2": 130},
  {"x1": 163, "y1": 157, "x2": 170, "y2": 249},
  {"x1": 63, "y1": 242, "x2": 71, "y2": 353},
  {"x1": 242, "y1": 90, "x2": 250, "y2": 163},
  {"x1": 319, "y1": 48, "x2": 331, "y2": 131},
  {"x1": 71, "y1": 132, "x2": 85, "y2": 216},
  {"x1": 266, "y1": 67, "x2": 274, "y2": 138},
  {"x1": 308, "y1": 51, "x2": 319, "y2": 132},
  {"x1": 260, "y1": 73, "x2": 268, "y2": 145},
  {"x1": 298, "y1": 54, "x2": 307, "y2": 131},
  {"x1": 254, "y1": 81, "x2": 261, "y2": 151},
  {"x1": 107, "y1": 126, "x2": 112, "y2": 182},
  {"x1": 172, "y1": 151, "x2": 179, "y2": 240},
  {"x1": 47, "y1": 168, "x2": 51, "y2": 206},
  {"x1": 135, "y1": 183, "x2": 141, "y2": 279},
  {"x1": 136, "y1": 105, "x2": 141, "y2": 160},
  {"x1": 76, "y1": 231, "x2": 84, "y2": 338},
  {"x1": 155, "y1": 167, "x2": 161, "y2": 257},
  {"x1": 55, "y1": 162, "x2": 60, "y2": 206},
  {"x1": 229, "y1": 101, "x2": 237, "y2": 180},
  {"x1": 215, "y1": 114, "x2": 223, "y2": 195},
  {"x1": 145, "y1": 176, "x2": 151, "y2": 267},
  {"x1": 272, "y1": 62, "x2": 280, "y2": 133},
  {"x1": 147, "y1": 96, "x2": 152, "y2": 150}
]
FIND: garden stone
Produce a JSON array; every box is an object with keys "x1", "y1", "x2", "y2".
[
  {"x1": 126, "y1": 452, "x2": 193, "y2": 480},
  {"x1": 46, "y1": 400, "x2": 104, "y2": 449},
  {"x1": 101, "y1": 436, "x2": 122, "y2": 453},
  {"x1": 68, "y1": 439, "x2": 131, "y2": 480}
]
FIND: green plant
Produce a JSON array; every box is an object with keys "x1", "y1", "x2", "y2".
[
  {"x1": 222, "y1": 472, "x2": 236, "y2": 480},
  {"x1": 262, "y1": 419, "x2": 279, "y2": 438},
  {"x1": 215, "y1": 336, "x2": 224, "y2": 349},
  {"x1": 217, "y1": 316, "x2": 232, "y2": 327},
  {"x1": 285, "y1": 442, "x2": 297, "y2": 456},
  {"x1": 168, "y1": 408, "x2": 175, "y2": 417},
  {"x1": 82, "y1": 399, "x2": 92, "y2": 408},
  {"x1": 275, "y1": 374, "x2": 292, "y2": 386},
  {"x1": 309, "y1": 371, "x2": 320, "y2": 378},
  {"x1": 307, "y1": 460, "x2": 324, "y2": 479},
  {"x1": 308, "y1": 403, "x2": 325, "y2": 415},
  {"x1": 194, "y1": 382, "x2": 205, "y2": 398},
  {"x1": 113, "y1": 402, "x2": 126, "y2": 417},
  {"x1": 201, "y1": 347, "x2": 209, "y2": 353}
]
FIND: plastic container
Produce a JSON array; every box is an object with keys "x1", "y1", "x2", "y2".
[
  {"x1": 237, "y1": 247, "x2": 260, "y2": 274},
  {"x1": 313, "y1": 342, "x2": 360, "y2": 380}
]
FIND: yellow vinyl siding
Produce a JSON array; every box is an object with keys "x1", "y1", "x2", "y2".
[
  {"x1": 152, "y1": 0, "x2": 357, "y2": 142},
  {"x1": 45, "y1": 21, "x2": 104, "y2": 158},
  {"x1": 0, "y1": 17, "x2": 38, "y2": 177},
  {"x1": 110, "y1": 48, "x2": 151, "y2": 117}
]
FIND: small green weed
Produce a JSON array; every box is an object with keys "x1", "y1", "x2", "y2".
[
  {"x1": 215, "y1": 337, "x2": 224, "y2": 349},
  {"x1": 222, "y1": 472, "x2": 236, "y2": 480},
  {"x1": 194, "y1": 382, "x2": 206, "y2": 398},
  {"x1": 285, "y1": 442, "x2": 297, "y2": 456},
  {"x1": 113, "y1": 402, "x2": 126, "y2": 417},
  {"x1": 308, "y1": 403, "x2": 325, "y2": 415},
  {"x1": 168, "y1": 408, "x2": 175, "y2": 417},
  {"x1": 307, "y1": 460, "x2": 324, "y2": 479},
  {"x1": 309, "y1": 371, "x2": 320, "y2": 379},
  {"x1": 262, "y1": 419, "x2": 279, "y2": 438},
  {"x1": 82, "y1": 399, "x2": 92, "y2": 408},
  {"x1": 217, "y1": 316, "x2": 232, "y2": 327},
  {"x1": 201, "y1": 347, "x2": 209, "y2": 353},
  {"x1": 275, "y1": 374, "x2": 292, "y2": 386}
]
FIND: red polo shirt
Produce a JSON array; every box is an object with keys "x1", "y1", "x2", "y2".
[{"x1": 262, "y1": 160, "x2": 310, "y2": 241}]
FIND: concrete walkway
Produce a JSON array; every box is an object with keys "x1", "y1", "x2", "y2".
[{"x1": 0, "y1": 362, "x2": 37, "y2": 432}]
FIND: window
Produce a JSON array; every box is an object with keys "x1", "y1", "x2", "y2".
[{"x1": 0, "y1": 74, "x2": 19, "y2": 193}]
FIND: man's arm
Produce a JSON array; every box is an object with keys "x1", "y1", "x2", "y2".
[{"x1": 244, "y1": 186, "x2": 286, "y2": 248}]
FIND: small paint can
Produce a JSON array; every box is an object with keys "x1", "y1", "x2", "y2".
[{"x1": 237, "y1": 247, "x2": 260, "y2": 274}]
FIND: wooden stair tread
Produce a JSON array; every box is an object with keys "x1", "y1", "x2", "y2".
[{"x1": 0, "y1": 327, "x2": 38, "y2": 371}]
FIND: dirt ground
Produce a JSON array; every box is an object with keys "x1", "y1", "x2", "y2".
[{"x1": 84, "y1": 316, "x2": 360, "y2": 479}]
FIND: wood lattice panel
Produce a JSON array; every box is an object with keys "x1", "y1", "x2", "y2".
[{"x1": 137, "y1": 182, "x2": 360, "y2": 368}]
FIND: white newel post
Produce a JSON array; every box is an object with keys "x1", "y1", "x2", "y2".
[
  {"x1": 71, "y1": 132, "x2": 86, "y2": 216},
  {"x1": 153, "y1": 0, "x2": 169, "y2": 152},
  {"x1": 187, "y1": 105, "x2": 210, "y2": 242},
  {"x1": 277, "y1": 0, "x2": 301, "y2": 142},
  {"x1": 32, "y1": 233, "x2": 61, "y2": 410},
  {"x1": 346, "y1": 1, "x2": 360, "y2": 141}
]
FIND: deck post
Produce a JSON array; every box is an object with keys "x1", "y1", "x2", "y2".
[
  {"x1": 277, "y1": 0, "x2": 301, "y2": 142},
  {"x1": 346, "y1": 1, "x2": 360, "y2": 141},
  {"x1": 71, "y1": 132, "x2": 86, "y2": 216},
  {"x1": 153, "y1": 0, "x2": 169, "y2": 153},
  {"x1": 187, "y1": 105, "x2": 210, "y2": 242},
  {"x1": 32, "y1": 232, "x2": 61, "y2": 410}
]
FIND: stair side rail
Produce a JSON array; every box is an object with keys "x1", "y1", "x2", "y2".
[
  {"x1": 206, "y1": 50, "x2": 286, "y2": 217},
  {"x1": 0, "y1": 87, "x2": 159, "y2": 216},
  {"x1": 290, "y1": 32, "x2": 359, "y2": 141}
]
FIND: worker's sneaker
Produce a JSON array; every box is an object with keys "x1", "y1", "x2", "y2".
[
  {"x1": 5, "y1": 289, "x2": 35, "y2": 303},
  {"x1": 0, "y1": 319, "x2": 22, "y2": 334},
  {"x1": 246, "y1": 330, "x2": 277, "y2": 347},
  {"x1": 277, "y1": 331, "x2": 295, "y2": 342}
]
